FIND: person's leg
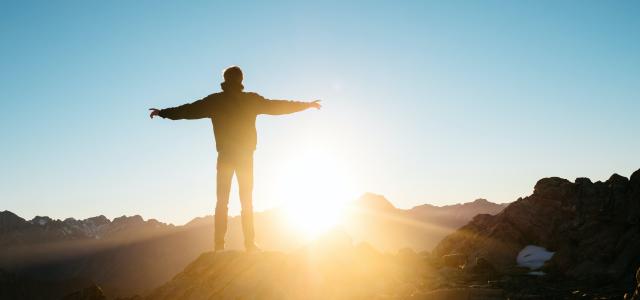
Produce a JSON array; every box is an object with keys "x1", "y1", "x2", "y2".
[
  {"x1": 215, "y1": 152, "x2": 234, "y2": 250},
  {"x1": 236, "y1": 151, "x2": 256, "y2": 249}
]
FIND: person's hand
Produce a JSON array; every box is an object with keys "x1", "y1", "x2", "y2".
[
  {"x1": 309, "y1": 100, "x2": 322, "y2": 109},
  {"x1": 149, "y1": 108, "x2": 161, "y2": 119}
]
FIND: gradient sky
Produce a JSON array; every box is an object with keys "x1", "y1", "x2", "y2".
[{"x1": 1, "y1": 1, "x2": 639, "y2": 225}]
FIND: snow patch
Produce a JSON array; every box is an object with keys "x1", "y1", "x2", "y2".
[
  {"x1": 517, "y1": 245, "x2": 554, "y2": 270},
  {"x1": 527, "y1": 271, "x2": 546, "y2": 276}
]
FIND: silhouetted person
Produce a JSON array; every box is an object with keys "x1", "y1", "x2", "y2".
[{"x1": 150, "y1": 66, "x2": 321, "y2": 252}]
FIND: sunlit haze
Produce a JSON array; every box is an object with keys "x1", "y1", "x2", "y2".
[{"x1": 275, "y1": 148, "x2": 357, "y2": 238}]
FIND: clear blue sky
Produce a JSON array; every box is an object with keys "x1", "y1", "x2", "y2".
[{"x1": 1, "y1": 1, "x2": 639, "y2": 225}]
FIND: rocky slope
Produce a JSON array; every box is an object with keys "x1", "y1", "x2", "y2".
[
  {"x1": 434, "y1": 169, "x2": 640, "y2": 291},
  {"x1": 146, "y1": 231, "x2": 432, "y2": 300}
]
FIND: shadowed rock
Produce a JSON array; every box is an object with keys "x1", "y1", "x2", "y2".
[{"x1": 434, "y1": 168, "x2": 640, "y2": 291}]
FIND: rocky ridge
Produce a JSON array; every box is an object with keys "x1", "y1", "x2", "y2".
[{"x1": 434, "y1": 169, "x2": 640, "y2": 292}]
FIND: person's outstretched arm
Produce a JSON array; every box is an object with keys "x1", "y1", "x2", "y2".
[
  {"x1": 258, "y1": 97, "x2": 322, "y2": 115},
  {"x1": 149, "y1": 95, "x2": 217, "y2": 120}
]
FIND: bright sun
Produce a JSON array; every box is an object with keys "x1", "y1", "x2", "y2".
[{"x1": 273, "y1": 150, "x2": 357, "y2": 239}]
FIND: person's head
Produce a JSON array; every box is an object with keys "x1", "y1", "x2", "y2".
[
  {"x1": 223, "y1": 66, "x2": 243, "y2": 83},
  {"x1": 221, "y1": 66, "x2": 244, "y2": 92}
]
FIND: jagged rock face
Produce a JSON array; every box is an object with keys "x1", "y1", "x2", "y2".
[{"x1": 434, "y1": 169, "x2": 640, "y2": 286}]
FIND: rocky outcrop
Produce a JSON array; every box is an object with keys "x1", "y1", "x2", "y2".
[
  {"x1": 147, "y1": 231, "x2": 432, "y2": 300},
  {"x1": 434, "y1": 169, "x2": 640, "y2": 289}
]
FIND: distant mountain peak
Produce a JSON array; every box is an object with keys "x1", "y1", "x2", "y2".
[
  {"x1": 0, "y1": 210, "x2": 27, "y2": 232},
  {"x1": 0, "y1": 210, "x2": 22, "y2": 220},
  {"x1": 354, "y1": 193, "x2": 396, "y2": 211},
  {"x1": 112, "y1": 215, "x2": 144, "y2": 226},
  {"x1": 30, "y1": 216, "x2": 53, "y2": 226},
  {"x1": 409, "y1": 198, "x2": 505, "y2": 212},
  {"x1": 86, "y1": 215, "x2": 109, "y2": 225}
]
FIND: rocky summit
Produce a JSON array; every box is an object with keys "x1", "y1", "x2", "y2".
[
  {"x1": 146, "y1": 232, "x2": 431, "y2": 300},
  {"x1": 434, "y1": 168, "x2": 640, "y2": 293}
]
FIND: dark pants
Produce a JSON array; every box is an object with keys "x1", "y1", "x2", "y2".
[{"x1": 214, "y1": 150, "x2": 255, "y2": 249}]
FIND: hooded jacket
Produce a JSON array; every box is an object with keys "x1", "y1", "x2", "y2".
[{"x1": 159, "y1": 91, "x2": 310, "y2": 152}]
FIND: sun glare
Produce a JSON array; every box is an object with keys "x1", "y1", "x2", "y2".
[{"x1": 274, "y1": 151, "x2": 357, "y2": 239}]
